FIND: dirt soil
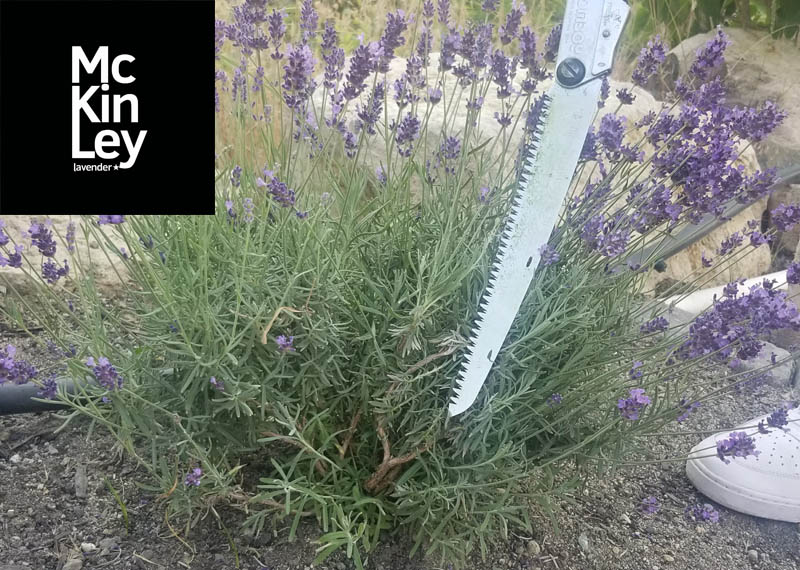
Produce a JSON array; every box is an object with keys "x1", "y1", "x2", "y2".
[{"x1": 1, "y1": 333, "x2": 799, "y2": 570}]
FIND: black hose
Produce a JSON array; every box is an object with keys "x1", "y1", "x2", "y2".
[{"x1": 0, "y1": 378, "x2": 75, "y2": 415}]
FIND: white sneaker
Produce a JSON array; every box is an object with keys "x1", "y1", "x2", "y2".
[{"x1": 685, "y1": 406, "x2": 800, "y2": 523}]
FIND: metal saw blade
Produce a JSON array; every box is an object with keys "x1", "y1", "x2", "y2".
[{"x1": 449, "y1": 79, "x2": 603, "y2": 417}]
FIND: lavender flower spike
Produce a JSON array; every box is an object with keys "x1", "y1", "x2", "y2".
[{"x1": 716, "y1": 431, "x2": 760, "y2": 464}]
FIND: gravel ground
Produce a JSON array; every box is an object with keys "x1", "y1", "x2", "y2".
[{"x1": 1, "y1": 335, "x2": 799, "y2": 570}]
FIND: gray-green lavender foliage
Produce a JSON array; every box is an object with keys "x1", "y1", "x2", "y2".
[{"x1": 0, "y1": 1, "x2": 797, "y2": 568}]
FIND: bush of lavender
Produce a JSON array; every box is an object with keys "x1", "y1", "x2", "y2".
[{"x1": 2, "y1": 1, "x2": 797, "y2": 567}]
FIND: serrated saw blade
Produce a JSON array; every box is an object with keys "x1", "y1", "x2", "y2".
[{"x1": 449, "y1": 79, "x2": 603, "y2": 417}]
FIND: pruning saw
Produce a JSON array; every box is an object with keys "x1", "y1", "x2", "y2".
[{"x1": 449, "y1": 0, "x2": 631, "y2": 416}]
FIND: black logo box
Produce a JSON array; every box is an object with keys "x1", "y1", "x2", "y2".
[{"x1": 0, "y1": 0, "x2": 214, "y2": 214}]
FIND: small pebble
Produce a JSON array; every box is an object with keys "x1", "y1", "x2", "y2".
[
  {"x1": 46, "y1": 444, "x2": 59, "y2": 455},
  {"x1": 9, "y1": 454, "x2": 20, "y2": 464},
  {"x1": 63, "y1": 558, "x2": 83, "y2": 570},
  {"x1": 578, "y1": 532, "x2": 590, "y2": 553},
  {"x1": 612, "y1": 546, "x2": 622, "y2": 557},
  {"x1": 663, "y1": 554, "x2": 674, "y2": 563},
  {"x1": 80, "y1": 542, "x2": 96, "y2": 553},
  {"x1": 75, "y1": 465, "x2": 88, "y2": 498},
  {"x1": 747, "y1": 550, "x2": 758, "y2": 564},
  {"x1": 619, "y1": 513, "x2": 632, "y2": 525},
  {"x1": 526, "y1": 540, "x2": 541, "y2": 556}
]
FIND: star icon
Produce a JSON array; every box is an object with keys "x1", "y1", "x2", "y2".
[{"x1": 113, "y1": 164, "x2": 119, "y2": 170}]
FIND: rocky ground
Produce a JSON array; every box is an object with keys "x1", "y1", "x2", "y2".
[{"x1": 0, "y1": 331, "x2": 798, "y2": 570}]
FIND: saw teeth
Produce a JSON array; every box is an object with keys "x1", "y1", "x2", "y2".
[{"x1": 452, "y1": 91, "x2": 554, "y2": 415}]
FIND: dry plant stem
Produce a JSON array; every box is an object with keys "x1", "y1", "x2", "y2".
[
  {"x1": 339, "y1": 411, "x2": 362, "y2": 460},
  {"x1": 260, "y1": 306, "x2": 302, "y2": 345},
  {"x1": 364, "y1": 425, "x2": 431, "y2": 494},
  {"x1": 263, "y1": 431, "x2": 327, "y2": 476},
  {"x1": 227, "y1": 492, "x2": 313, "y2": 517},
  {"x1": 386, "y1": 343, "x2": 461, "y2": 396}
]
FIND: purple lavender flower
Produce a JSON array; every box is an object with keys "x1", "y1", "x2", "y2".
[
  {"x1": 439, "y1": 29, "x2": 461, "y2": 72},
  {"x1": 4, "y1": 245, "x2": 23, "y2": 268},
  {"x1": 377, "y1": 10, "x2": 408, "y2": 73},
  {"x1": 343, "y1": 41, "x2": 382, "y2": 100},
  {"x1": 427, "y1": 86, "x2": 442, "y2": 105},
  {"x1": 416, "y1": 25, "x2": 433, "y2": 65},
  {"x1": 28, "y1": 222, "x2": 57, "y2": 257},
  {"x1": 37, "y1": 374, "x2": 58, "y2": 400},
  {"x1": 748, "y1": 230, "x2": 769, "y2": 247},
  {"x1": 538, "y1": 243, "x2": 560, "y2": 266},
  {"x1": 341, "y1": 128, "x2": 358, "y2": 158},
  {"x1": 481, "y1": 0, "x2": 498, "y2": 12},
  {"x1": 438, "y1": 136, "x2": 461, "y2": 174},
  {"x1": 321, "y1": 21, "x2": 344, "y2": 90},
  {"x1": 86, "y1": 356, "x2": 123, "y2": 391},
  {"x1": 519, "y1": 26, "x2": 539, "y2": 71},
  {"x1": 358, "y1": 81, "x2": 385, "y2": 133},
  {"x1": 215, "y1": 18, "x2": 226, "y2": 59},
  {"x1": 299, "y1": 0, "x2": 318, "y2": 44},
  {"x1": 184, "y1": 467, "x2": 203, "y2": 487},
  {"x1": 597, "y1": 114, "x2": 626, "y2": 160},
  {"x1": 479, "y1": 187, "x2": 491, "y2": 203},
  {"x1": 65, "y1": 222, "x2": 76, "y2": 252},
  {"x1": 629, "y1": 361, "x2": 644, "y2": 379},
  {"x1": 395, "y1": 113, "x2": 420, "y2": 158},
  {"x1": 787, "y1": 262, "x2": 800, "y2": 285},
  {"x1": 726, "y1": 101, "x2": 787, "y2": 142},
  {"x1": 632, "y1": 35, "x2": 667, "y2": 86},
  {"x1": 766, "y1": 408, "x2": 789, "y2": 429},
  {"x1": 686, "y1": 503, "x2": 719, "y2": 523},
  {"x1": 718, "y1": 229, "x2": 745, "y2": 256},
  {"x1": 267, "y1": 175, "x2": 296, "y2": 208},
  {"x1": 499, "y1": 0, "x2": 525, "y2": 45},
  {"x1": 580, "y1": 127, "x2": 597, "y2": 161},
  {"x1": 597, "y1": 76, "x2": 609, "y2": 109},
  {"x1": 466, "y1": 96, "x2": 484, "y2": 112},
  {"x1": 716, "y1": 431, "x2": 760, "y2": 464},
  {"x1": 546, "y1": 393, "x2": 562, "y2": 406},
  {"x1": 543, "y1": 23, "x2": 561, "y2": 62},
  {"x1": 42, "y1": 259, "x2": 69, "y2": 284},
  {"x1": 701, "y1": 251, "x2": 713, "y2": 267},
  {"x1": 677, "y1": 397, "x2": 701, "y2": 423},
  {"x1": 276, "y1": 335, "x2": 295, "y2": 353},
  {"x1": 689, "y1": 27, "x2": 730, "y2": 81},
  {"x1": 770, "y1": 202, "x2": 800, "y2": 231},
  {"x1": 376, "y1": 165, "x2": 387, "y2": 185},
  {"x1": 98, "y1": 215, "x2": 125, "y2": 225},
  {"x1": 267, "y1": 9, "x2": 287, "y2": 60},
  {"x1": 0, "y1": 221, "x2": 8, "y2": 247},
  {"x1": 0, "y1": 345, "x2": 38, "y2": 385},
  {"x1": 616, "y1": 88, "x2": 635, "y2": 105},
  {"x1": 209, "y1": 377, "x2": 225, "y2": 391},
  {"x1": 490, "y1": 49, "x2": 514, "y2": 99},
  {"x1": 243, "y1": 198, "x2": 254, "y2": 223},
  {"x1": 640, "y1": 316, "x2": 669, "y2": 334},
  {"x1": 641, "y1": 496, "x2": 660, "y2": 514},
  {"x1": 618, "y1": 388, "x2": 650, "y2": 420},
  {"x1": 437, "y1": 0, "x2": 449, "y2": 25},
  {"x1": 282, "y1": 43, "x2": 317, "y2": 112}
]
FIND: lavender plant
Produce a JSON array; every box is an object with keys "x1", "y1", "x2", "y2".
[{"x1": 1, "y1": 2, "x2": 797, "y2": 568}]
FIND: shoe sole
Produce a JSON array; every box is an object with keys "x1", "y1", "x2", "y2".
[{"x1": 686, "y1": 454, "x2": 800, "y2": 523}]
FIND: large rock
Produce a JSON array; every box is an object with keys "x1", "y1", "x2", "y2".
[
  {"x1": 663, "y1": 27, "x2": 800, "y2": 170},
  {"x1": 314, "y1": 52, "x2": 768, "y2": 290}
]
